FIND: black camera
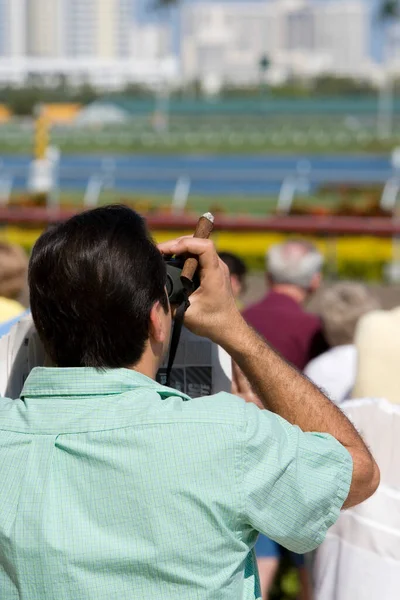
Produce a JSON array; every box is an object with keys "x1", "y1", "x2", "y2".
[{"x1": 165, "y1": 257, "x2": 200, "y2": 305}]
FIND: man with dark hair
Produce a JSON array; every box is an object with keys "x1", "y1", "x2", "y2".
[
  {"x1": 30, "y1": 206, "x2": 170, "y2": 369},
  {"x1": 219, "y1": 251, "x2": 247, "y2": 300},
  {"x1": 0, "y1": 206, "x2": 379, "y2": 600}
]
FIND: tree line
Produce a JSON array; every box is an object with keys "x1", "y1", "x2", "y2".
[{"x1": 0, "y1": 75, "x2": 391, "y2": 117}]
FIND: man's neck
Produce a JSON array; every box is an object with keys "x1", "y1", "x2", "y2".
[
  {"x1": 129, "y1": 351, "x2": 159, "y2": 381},
  {"x1": 269, "y1": 284, "x2": 307, "y2": 305}
]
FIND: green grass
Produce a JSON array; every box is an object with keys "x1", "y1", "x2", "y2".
[
  {"x1": 14, "y1": 190, "x2": 281, "y2": 215},
  {"x1": 0, "y1": 137, "x2": 397, "y2": 155},
  {"x1": 1, "y1": 114, "x2": 400, "y2": 154}
]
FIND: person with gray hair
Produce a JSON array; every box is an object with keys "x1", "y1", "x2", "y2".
[
  {"x1": 243, "y1": 240, "x2": 327, "y2": 371},
  {"x1": 267, "y1": 240, "x2": 324, "y2": 290},
  {"x1": 305, "y1": 282, "x2": 380, "y2": 404},
  {"x1": 242, "y1": 240, "x2": 327, "y2": 600}
]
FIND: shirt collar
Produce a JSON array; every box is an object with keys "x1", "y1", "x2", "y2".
[
  {"x1": 21, "y1": 367, "x2": 191, "y2": 402},
  {"x1": 263, "y1": 290, "x2": 302, "y2": 310}
]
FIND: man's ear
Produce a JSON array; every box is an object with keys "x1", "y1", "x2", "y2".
[{"x1": 149, "y1": 301, "x2": 168, "y2": 343}]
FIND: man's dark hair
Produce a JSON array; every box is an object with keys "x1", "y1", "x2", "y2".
[
  {"x1": 218, "y1": 252, "x2": 247, "y2": 283},
  {"x1": 29, "y1": 205, "x2": 168, "y2": 369}
]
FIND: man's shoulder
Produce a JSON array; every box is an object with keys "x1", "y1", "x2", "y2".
[
  {"x1": 0, "y1": 388, "x2": 249, "y2": 436},
  {"x1": 174, "y1": 391, "x2": 247, "y2": 426},
  {"x1": 242, "y1": 297, "x2": 270, "y2": 325},
  {"x1": 243, "y1": 296, "x2": 268, "y2": 315},
  {"x1": 243, "y1": 295, "x2": 321, "y2": 328},
  {"x1": 300, "y1": 308, "x2": 323, "y2": 329}
]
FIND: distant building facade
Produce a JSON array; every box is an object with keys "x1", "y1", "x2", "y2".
[
  {"x1": 0, "y1": 0, "x2": 175, "y2": 89},
  {"x1": 0, "y1": 0, "x2": 381, "y2": 89},
  {"x1": 0, "y1": 0, "x2": 26, "y2": 57},
  {"x1": 180, "y1": 0, "x2": 371, "y2": 88},
  {"x1": 130, "y1": 23, "x2": 172, "y2": 62},
  {"x1": 27, "y1": 0, "x2": 64, "y2": 57},
  {"x1": 0, "y1": 0, "x2": 132, "y2": 60},
  {"x1": 65, "y1": 0, "x2": 131, "y2": 59}
]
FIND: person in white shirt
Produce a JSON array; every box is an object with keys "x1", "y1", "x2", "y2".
[
  {"x1": 313, "y1": 396, "x2": 400, "y2": 600},
  {"x1": 310, "y1": 299, "x2": 400, "y2": 599},
  {"x1": 305, "y1": 283, "x2": 379, "y2": 404}
]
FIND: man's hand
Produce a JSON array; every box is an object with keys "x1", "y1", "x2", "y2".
[{"x1": 158, "y1": 237, "x2": 240, "y2": 343}]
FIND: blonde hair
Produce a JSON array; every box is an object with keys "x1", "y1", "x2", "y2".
[
  {"x1": 0, "y1": 243, "x2": 28, "y2": 300},
  {"x1": 319, "y1": 282, "x2": 379, "y2": 347}
]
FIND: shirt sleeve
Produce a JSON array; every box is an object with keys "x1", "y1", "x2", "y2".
[{"x1": 240, "y1": 402, "x2": 353, "y2": 554}]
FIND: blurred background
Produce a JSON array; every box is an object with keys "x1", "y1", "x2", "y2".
[{"x1": 1, "y1": 0, "x2": 400, "y2": 286}]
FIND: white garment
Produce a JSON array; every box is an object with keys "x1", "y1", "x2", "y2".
[
  {"x1": 353, "y1": 307, "x2": 400, "y2": 404},
  {"x1": 217, "y1": 345, "x2": 233, "y2": 385},
  {"x1": 0, "y1": 313, "x2": 45, "y2": 398},
  {"x1": 313, "y1": 398, "x2": 400, "y2": 600},
  {"x1": 304, "y1": 345, "x2": 357, "y2": 404}
]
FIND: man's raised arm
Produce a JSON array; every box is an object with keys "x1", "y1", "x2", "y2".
[{"x1": 158, "y1": 238, "x2": 380, "y2": 509}]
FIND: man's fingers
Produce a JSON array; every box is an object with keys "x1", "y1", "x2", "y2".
[
  {"x1": 157, "y1": 236, "x2": 193, "y2": 255},
  {"x1": 158, "y1": 237, "x2": 219, "y2": 271}
]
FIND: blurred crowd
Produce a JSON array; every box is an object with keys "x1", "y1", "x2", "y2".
[
  {"x1": 0, "y1": 236, "x2": 397, "y2": 600},
  {"x1": 220, "y1": 240, "x2": 399, "y2": 600}
]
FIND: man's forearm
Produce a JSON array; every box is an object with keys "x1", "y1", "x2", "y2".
[
  {"x1": 224, "y1": 315, "x2": 354, "y2": 434},
  {"x1": 217, "y1": 313, "x2": 380, "y2": 508}
]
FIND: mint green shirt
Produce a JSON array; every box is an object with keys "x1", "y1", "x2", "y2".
[{"x1": 0, "y1": 367, "x2": 352, "y2": 600}]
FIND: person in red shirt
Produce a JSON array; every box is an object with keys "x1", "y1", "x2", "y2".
[
  {"x1": 242, "y1": 239, "x2": 327, "y2": 600},
  {"x1": 243, "y1": 239, "x2": 327, "y2": 371}
]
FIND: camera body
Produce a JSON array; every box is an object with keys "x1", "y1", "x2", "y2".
[{"x1": 165, "y1": 257, "x2": 200, "y2": 305}]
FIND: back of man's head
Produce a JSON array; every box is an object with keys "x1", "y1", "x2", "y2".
[
  {"x1": 219, "y1": 252, "x2": 247, "y2": 281},
  {"x1": 219, "y1": 252, "x2": 247, "y2": 299},
  {"x1": 29, "y1": 205, "x2": 168, "y2": 369},
  {"x1": 266, "y1": 240, "x2": 323, "y2": 290},
  {"x1": 319, "y1": 282, "x2": 379, "y2": 347}
]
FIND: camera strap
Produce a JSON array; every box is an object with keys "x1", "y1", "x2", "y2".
[{"x1": 165, "y1": 294, "x2": 190, "y2": 387}]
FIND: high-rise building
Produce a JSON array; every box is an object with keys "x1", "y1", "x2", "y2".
[
  {"x1": 386, "y1": 23, "x2": 400, "y2": 66},
  {"x1": 0, "y1": 0, "x2": 177, "y2": 89},
  {"x1": 118, "y1": 0, "x2": 132, "y2": 58},
  {"x1": 27, "y1": 0, "x2": 64, "y2": 57},
  {"x1": 313, "y1": 1, "x2": 368, "y2": 73},
  {"x1": 180, "y1": 0, "x2": 370, "y2": 85},
  {"x1": 65, "y1": 0, "x2": 132, "y2": 58},
  {"x1": 26, "y1": 0, "x2": 131, "y2": 59},
  {"x1": 0, "y1": 0, "x2": 26, "y2": 57},
  {"x1": 285, "y1": 4, "x2": 315, "y2": 51},
  {"x1": 181, "y1": 2, "x2": 279, "y2": 85},
  {"x1": 130, "y1": 23, "x2": 172, "y2": 61},
  {"x1": 66, "y1": 0, "x2": 94, "y2": 57}
]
